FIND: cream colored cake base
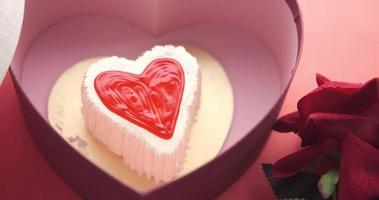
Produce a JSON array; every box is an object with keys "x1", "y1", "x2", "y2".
[{"x1": 48, "y1": 46, "x2": 234, "y2": 192}]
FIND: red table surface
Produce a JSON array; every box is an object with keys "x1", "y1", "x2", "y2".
[{"x1": 1, "y1": 1, "x2": 379, "y2": 199}]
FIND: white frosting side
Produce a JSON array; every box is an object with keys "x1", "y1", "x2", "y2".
[{"x1": 81, "y1": 45, "x2": 200, "y2": 182}]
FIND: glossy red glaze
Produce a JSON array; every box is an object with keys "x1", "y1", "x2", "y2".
[{"x1": 94, "y1": 58, "x2": 185, "y2": 139}]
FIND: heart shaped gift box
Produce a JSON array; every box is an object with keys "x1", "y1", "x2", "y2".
[{"x1": 5, "y1": 0, "x2": 302, "y2": 199}]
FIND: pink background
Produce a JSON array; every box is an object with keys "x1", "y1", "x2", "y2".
[{"x1": 1, "y1": 0, "x2": 379, "y2": 199}]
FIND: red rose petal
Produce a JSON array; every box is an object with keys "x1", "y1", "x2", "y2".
[
  {"x1": 344, "y1": 78, "x2": 379, "y2": 116},
  {"x1": 297, "y1": 80, "x2": 361, "y2": 118},
  {"x1": 298, "y1": 88, "x2": 350, "y2": 118},
  {"x1": 272, "y1": 139, "x2": 340, "y2": 178},
  {"x1": 316, "y1": 73, "x2": 331, "y2": 86},
  {"x1": 339, "y1": 133, "x2": 379, "y2": 200},
  {"x1": 272, "y1": 111, "x2": 305, "y2": 133},
  {"x1": 298, "y1": 113, "x2": 379, "y2": 147},
  {"x1": 321, "y1": 80, "x2": 362, "y2": 95}
]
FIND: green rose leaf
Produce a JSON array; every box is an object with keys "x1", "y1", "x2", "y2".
[{"x1": 317, "y1": 170, "x2": 339, "y2": 199}]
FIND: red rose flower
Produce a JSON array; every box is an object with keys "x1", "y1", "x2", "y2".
[
  {"x1": 267, "y1": 75, "x2": 379, "y2": 199},
  {"x1": 271, "y1": 75, "x2": 379, "y2": 197},
  {"x1": 274, "y1": 74, "x2": 379, "y2": 147}
]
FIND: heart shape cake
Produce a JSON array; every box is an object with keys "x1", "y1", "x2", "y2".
[
  {"x1": 94, "y1": 58, "x2": 185, "y2": 139},
  {"x1": 81, "y1": 46, "x2": 200, "y2": 182}
]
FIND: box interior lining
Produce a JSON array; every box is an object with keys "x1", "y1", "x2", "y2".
[{"x1": 11, "y1": 0, "x2": 298, "y2": 153}]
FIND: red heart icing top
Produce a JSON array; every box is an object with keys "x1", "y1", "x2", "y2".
[{"x1": 94, "y1": 58, "x2": 185, "y2": 139}]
